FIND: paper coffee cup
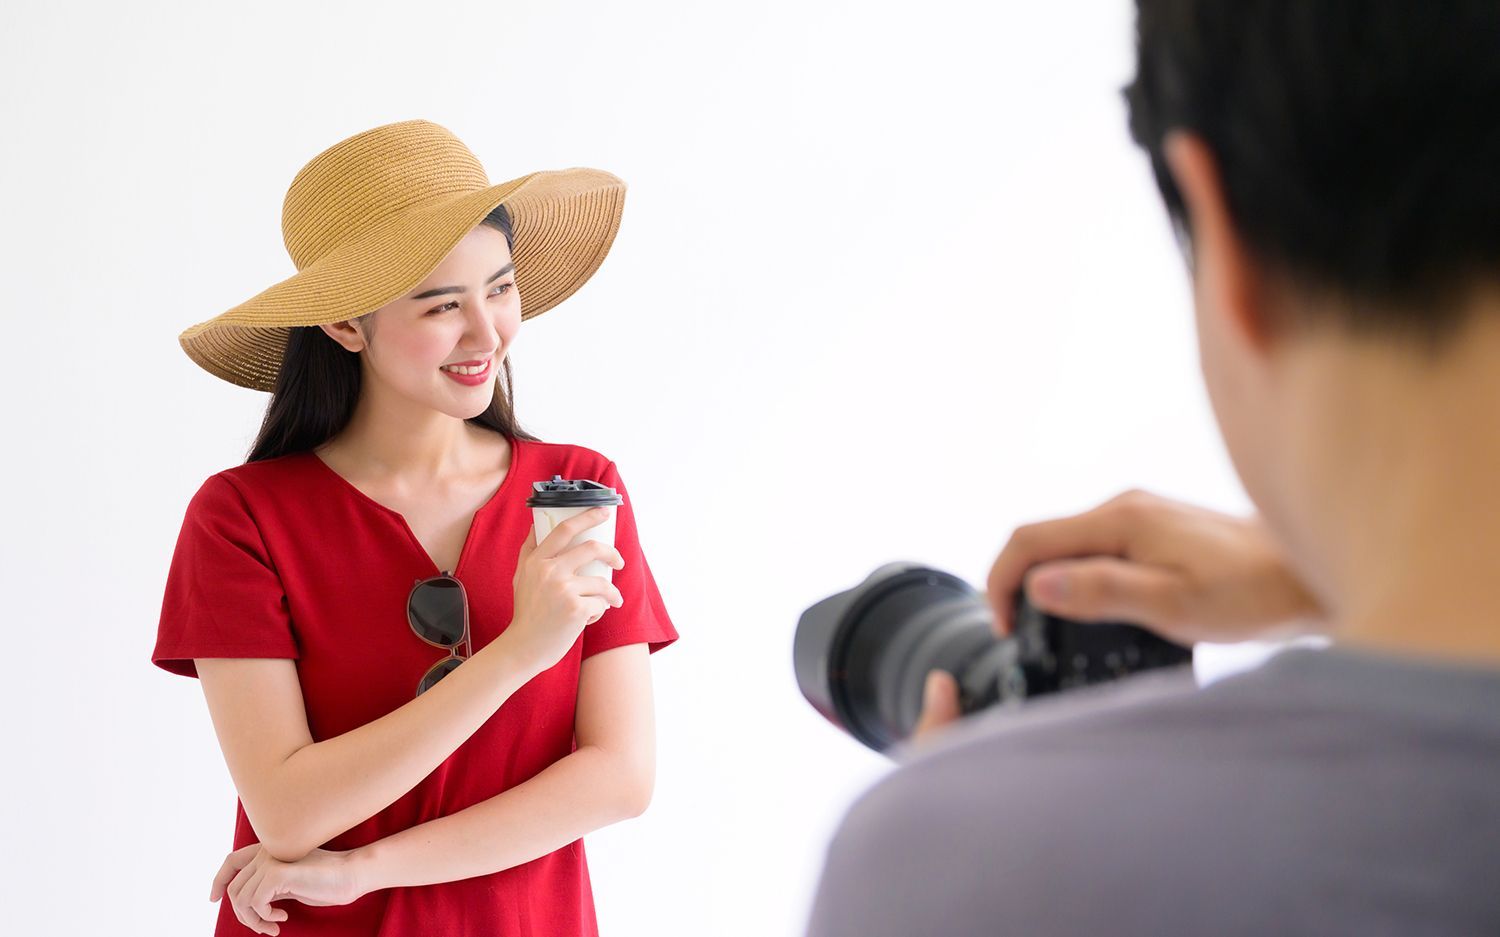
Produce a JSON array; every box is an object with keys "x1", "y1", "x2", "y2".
[{"x1": 526, "y1": 475, "x2": 624, "y2": 582}]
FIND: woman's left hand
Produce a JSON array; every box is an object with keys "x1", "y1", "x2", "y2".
[{"x1": 210, "y1": 843, "x2": 366, "y2": 934}]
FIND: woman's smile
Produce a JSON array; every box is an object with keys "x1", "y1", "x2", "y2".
[{"x1": 439, "y1": 356, "x2": 494, "y2": 385}]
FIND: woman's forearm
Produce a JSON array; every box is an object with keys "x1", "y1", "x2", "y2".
[
  {"x1": 262, "y1": 630, "x2": 547, "y2": 861},
  {"x1": 348, "y1": 744, "x2": 646, "y2": 892}
]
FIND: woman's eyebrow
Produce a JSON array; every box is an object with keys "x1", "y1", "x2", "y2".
[{"x1": 409, "y1": 262, "x2": 516, "y2": 299}]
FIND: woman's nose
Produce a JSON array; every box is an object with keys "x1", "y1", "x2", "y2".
[{"x1": 462, "y1": 301, "x2": 502, "y2": 346}]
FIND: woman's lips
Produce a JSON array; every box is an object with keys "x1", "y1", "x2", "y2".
[{"x1": 439, "y1": 357, "x2": 493, "y2": 385}]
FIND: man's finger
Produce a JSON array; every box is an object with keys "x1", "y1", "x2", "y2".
[
  {"x1": 986, "y1": 501, "x2": 1134, "y2": 635},
  {"x1": 1025, "y1": 556, "x2": 1185, "y2": 629},
  {"x1": 912, "y1": 670, "x2": 962, "y2": 742}
]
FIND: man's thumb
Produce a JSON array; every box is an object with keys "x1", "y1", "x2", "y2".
[
  {"x1": 921, "y1": 670, "x2": 961, "y2": 720},
  {"x1": 1025, "y1": 557, "x2": 1180, "y2": 627}
]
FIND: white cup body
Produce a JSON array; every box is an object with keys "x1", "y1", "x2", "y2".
[{"x1": 531, "y1": 505, "x2": 618, "y2": 583}]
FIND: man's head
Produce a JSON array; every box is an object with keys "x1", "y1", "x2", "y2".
[{"x1": 1122, "y1": 1, "x2": 1500, "y2": 633}]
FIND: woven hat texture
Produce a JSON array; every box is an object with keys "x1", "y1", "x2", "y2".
[{"x1": 178, "y1": 119, "x2": 626, "y2": 391}]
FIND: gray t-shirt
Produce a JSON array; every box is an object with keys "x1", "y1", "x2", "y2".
[{"x1": 803, "y1": 644, "x2": 1500, "y2": 936}]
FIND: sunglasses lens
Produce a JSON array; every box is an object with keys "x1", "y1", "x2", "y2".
[
  {"x1": 417, "y1": 656, "x2": 463, "y2": 695},
  {"x1": 409, "y1": 578, "x2": 466, "y2": 647}
]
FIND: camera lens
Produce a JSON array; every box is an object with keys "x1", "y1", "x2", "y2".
[{"x1": 794, "y1": 562, "x2": 1193, "y2": 754}]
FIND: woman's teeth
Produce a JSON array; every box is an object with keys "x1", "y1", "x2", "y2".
[{"x1": 440, "y1": 360, "x2": 489, "y2": 375}]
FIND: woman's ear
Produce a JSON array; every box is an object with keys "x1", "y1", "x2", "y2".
[
  {"x1": 318, "y1": 319, "x2": 367, "y2": 354},
  {"x1": 1163, "y1": 130, "x2": 1277, "y2": 358}
]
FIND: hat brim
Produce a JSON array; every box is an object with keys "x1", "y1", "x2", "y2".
[{"x1": 178, "y1": 167, "x2": 625, "y2": 391}]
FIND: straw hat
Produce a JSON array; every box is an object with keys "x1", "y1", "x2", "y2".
[{"x1": 178, "y1": 118, "x2": 626, "y2": 391}]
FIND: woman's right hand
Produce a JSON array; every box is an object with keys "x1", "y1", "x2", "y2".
[
  {"x1": 506, "y1": 506, "x2": 626, "y2": 670},
  {"x1": 985, "y1": 489, "x2": 1328, "y2": 646}
]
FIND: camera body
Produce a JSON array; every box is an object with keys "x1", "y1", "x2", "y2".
[{"x1": 794, "y1": 562, "x2": 1194, "y2": 754}]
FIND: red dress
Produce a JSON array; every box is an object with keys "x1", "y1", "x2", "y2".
[{"x1": 151, "y1": 436, "x2": 679, "y2": 936}]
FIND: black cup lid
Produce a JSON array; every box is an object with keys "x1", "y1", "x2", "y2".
[{"x1": 526, "y1": 474, "x2": 624, "y2": 508}]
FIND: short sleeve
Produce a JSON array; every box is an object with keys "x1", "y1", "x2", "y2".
[
  {"x1": 581, "y1": 460, "x2": 679, "y2": 660},
  {"x1": 151, "y1": 473, "x2": 300, "y2": 679}
]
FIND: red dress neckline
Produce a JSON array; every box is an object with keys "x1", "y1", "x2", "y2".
[{"x1": 301, "y1": 435, "x2": 524, "y2": 577}]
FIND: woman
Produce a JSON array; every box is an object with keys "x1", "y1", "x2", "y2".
[{"x1": 151, "y1": 119, "x2": 678, "y2": 935}]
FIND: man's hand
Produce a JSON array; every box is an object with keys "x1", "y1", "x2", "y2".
[
  {"x1": 985, "y1": 489, "x2": 1328, "y2": 646},
  {"x1": 910, "y1": 669, "x2": 963, "y2": 746},
  {"x1": 910, "y1": 490, "x2": 1323, "y2": 748}
]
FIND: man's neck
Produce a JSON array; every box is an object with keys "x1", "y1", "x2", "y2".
[{"x1": 1292, "y1": 301, "x2": 1500, "y2": 670}]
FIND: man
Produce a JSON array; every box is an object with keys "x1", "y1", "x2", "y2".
[{"x1": 805, "y1": 2, "x2": 1500, "y2": 934}]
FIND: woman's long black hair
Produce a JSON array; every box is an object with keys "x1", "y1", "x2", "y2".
[{"x1": 245, "y1": 203, "x2": 540, "y2": 464}]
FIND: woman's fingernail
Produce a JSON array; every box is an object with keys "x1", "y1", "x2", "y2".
[{"x1": 1033, "y1": 572, "x2": 1068, "y2": 601}]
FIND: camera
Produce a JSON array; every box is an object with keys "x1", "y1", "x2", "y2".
[{"x1": 793, "y1": 561, "x2": 1194, "y2": 754}]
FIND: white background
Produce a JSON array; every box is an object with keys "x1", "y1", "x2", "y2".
[{"x1": 1, "y1": 1, "x2": 1284, "y2": 933}]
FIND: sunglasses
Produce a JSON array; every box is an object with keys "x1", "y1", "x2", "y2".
[{"x1": 407, "y1": 569, "x2": 472, "y2": 697}]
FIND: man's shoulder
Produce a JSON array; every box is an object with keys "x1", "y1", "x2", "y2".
[
  {"x1": 808, "y1": 648, "x2": 1500, "y2": 936},
  {"x1": 809, "y1": 660, "x2": 1301, "y2": 937},
  {"x1": 853, "y1": 663, "x2": 1224, "y2": 816},
  {"x1": 892, "y1": 662, "x2": 1209, "y2": 762},
  {"x1": 827, "y1": 657, "x2": 1341, "y2": 878}
]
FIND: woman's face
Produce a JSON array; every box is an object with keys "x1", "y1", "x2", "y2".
[{"x1": 332, "y1": 224, "x2": 521, "y2": 418}]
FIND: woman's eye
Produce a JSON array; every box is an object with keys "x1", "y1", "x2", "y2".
[{"x1": 427, "y1": 283, "x2": 512, "y2": 315}]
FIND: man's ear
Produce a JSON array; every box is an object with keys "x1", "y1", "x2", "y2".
[
  {"x1": 1162, "y1": 131, "x2": 1276, "y2": 357},
  {"x1": 318, "y1": 319, "x2": 366, "y2": 354}
]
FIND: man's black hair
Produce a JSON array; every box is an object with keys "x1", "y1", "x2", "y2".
[{"x1": 1123, "y1": 0, "x2": 1500, "y2": 353}]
